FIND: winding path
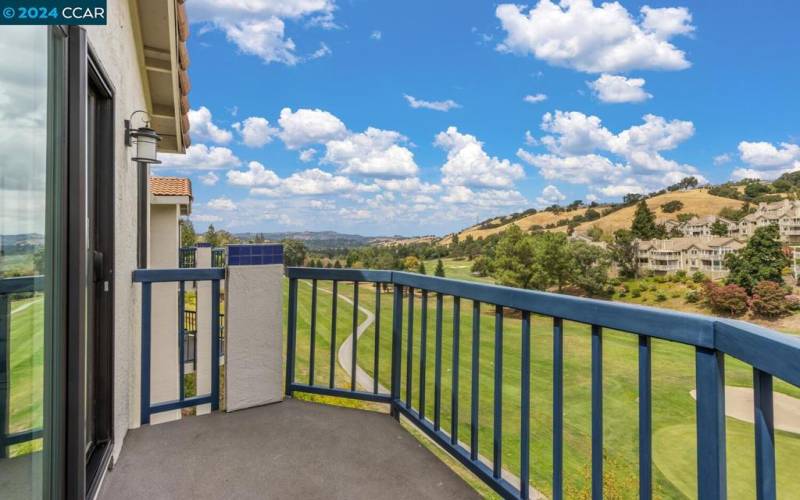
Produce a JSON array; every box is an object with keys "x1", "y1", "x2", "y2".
[{"x1": 302, "y1": 281, "x2": 545, "y2": 499}]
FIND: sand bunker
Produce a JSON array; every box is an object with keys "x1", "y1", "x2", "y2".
[{"x1": 690, "y1": 386, "x2": 800, "y2": 434}]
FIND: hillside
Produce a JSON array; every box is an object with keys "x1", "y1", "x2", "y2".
[
  {"x1": 446, "y1": 188, "x2": 744, "y2": 242},
  {"x1": 573, "y1": 189, "x2": 743, "y2": 236},
  {"x1": 446, "y1": 207, "x2": 590, "y2": 242}
]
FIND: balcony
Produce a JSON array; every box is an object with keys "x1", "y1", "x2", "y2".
[{"x1": 95, "y1": 266, "x2": 800, "y2": 499}]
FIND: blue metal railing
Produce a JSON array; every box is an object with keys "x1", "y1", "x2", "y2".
[
  {"x1": 284, "y1": 267, "x2": 800, "y2": 500},
  {"x1": 133, "y1": 268, "x2": 224, "y2": 424},
  {"x1": 0, "y1": 276, "x2": 45, "y2": 458},
  {"x1": 179, "y1": 247, "x2": 196, "y2": 268}
]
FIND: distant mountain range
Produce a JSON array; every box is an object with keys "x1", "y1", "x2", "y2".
[
  {"x1": 1, "y1": 233, "x2": 44, "y2": 255},
  {"x1": 233, "y1": 231, "x2": 434, "y2": 249}
]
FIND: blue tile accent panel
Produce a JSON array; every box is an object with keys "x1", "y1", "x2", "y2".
[
  {"x1": 227, "y1": 244, "x2": 283, "y2": 266},
  {"x1": 196, "y1": 242, "x2": 211, "y2": 248}
]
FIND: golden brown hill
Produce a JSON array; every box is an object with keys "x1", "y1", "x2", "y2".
[
  {"x1": 574, "y1": 189, "x2": 744, "y2": 235},
  {"x1": 447, "y1": 188, "x2": 744, "y2": 242}
]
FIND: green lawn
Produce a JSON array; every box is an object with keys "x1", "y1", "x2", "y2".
[
  {"x1": 6, "y1": 294, "x2": 45, "y2": 457},
  {"x1": 421, "y1": 257, "x2": 494, "y2": 284},
  {"x1": 288, "y1": 277, "x2": 800, "y2": 499}
]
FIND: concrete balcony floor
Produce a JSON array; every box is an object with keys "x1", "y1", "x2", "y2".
[{"x1": 98, "y1": 399, "x2": 479, "y2": 500}]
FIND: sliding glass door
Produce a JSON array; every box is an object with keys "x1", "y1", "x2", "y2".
[{"x1": 0, "y1": 26, "x2": 66, "y2": 499}]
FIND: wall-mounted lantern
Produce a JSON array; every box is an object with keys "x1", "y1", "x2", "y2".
[{"x1": 125, "y1": 110, "x2": 162, "y2": 164}]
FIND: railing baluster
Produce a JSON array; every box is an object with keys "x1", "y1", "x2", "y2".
[
  {"x1": 434, "y1": 293, "x2": 443, "y2": 431},
  {"x1": 390, "y1": 284, "x2": 404, "y2": 419},
  {"x1": 451, "y1": 296, "x2": 460, "y2": 445},
  {"x1": 520, "y1": 311, "x2": 531, "y2": 499},
  {"x1": 211, "y1": 279, "x2": 220, "y2": 411},
  {"x1": 179, "y1": 281, "x2": 185, "y2": 401},
  {"x1": 493, "y1": 305, "x2": 503, "y2": 479},
  {"x1": 553, "y1": 317, "x2": 563, "y2": 499},
  {"x1": 753, "y1": 368, "x2": 776, "y2": 500},
  {"x1": 470, "y1": 300, "x2": 480, "y2": 461},
  {"x1": 309, "y1": 279, "x2": 317, "y2": 386},
  {"x1": 592, "y1": 325, "x2": 603, "y2": 500},
  {"x1": 406, "y1": 287, "x2": 414, "y2": 407},
  {"x1": 639, "y1": 335, "x2": 651, "y2": 500},
  {"x1": 373, "y1": 284, "x2": 381, "y2": 395},
  {"x1": 0, "y1": 293, "x2": 9, "y2": 458},
  {"x1": 351, "y1": 281, "x2": 359, "y2": 392},
  {"x1": 419, "y1": 290, "x2": 428, "y2": 419},
  {"x1": 285, "y1": 278, "x2": 298, "y2": 396},
  {"x1": 329, "y1": 280, "x2": 338, "y2": 389},
  {"x1": 695, "y1": 347, "x2": 727, "y2": 500},
  {"x1": 141, "y1": 281, "x2": 152, "y2": 424}
]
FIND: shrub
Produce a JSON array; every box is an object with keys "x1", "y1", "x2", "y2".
[
  {"x1": 661, "y1": 200, "x2": 684, "y2": 213},
  {"x1": 630, "y1": 287, "x2": 641, "y2": 298},
  {"x1": 675, "y1": 270, "x2": 687, "y2": 280},
  {"x1": 655, "y1": 292, "x2": 668, "y2": 302},
  {"x1": 691, "y1": 271, "x2": 707, "y2": 283},
  {"x1": 685, "y1": 290, "x2": 700, "y2": 303},
  {"x1": 750, "y1": 281, "x2": 794, "y2": 319},
  {"x1": 671, "y1": 292, "x2": 681, "y2": 299},
  {"x1": 703, "y1": 281, "x2": 749, "y2": 316}
]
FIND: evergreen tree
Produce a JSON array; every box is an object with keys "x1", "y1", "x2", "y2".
[
  {"x1": 180, "y1": 219, "x2": 197, "y2": 247},
  {"x1": 434, "y1": 259, "x2": 446, "y2": 277},
  {"x1": 417, "y1": 260, "x2": 427, "y2": 274},
  {"x1": 203, "y1": 224, "x2": 220, "y2": 247},
  {"x1": 724, "y1": 225, "x2": 789, "y2": 293},
  {"x1": 609, "y1": 229, "x2": 639, "y2": 278},
  {"x1": 333, "y1": 260, "x2": 342, "y2": 268},
  {"x1": 631, "y1": 200, "x2": 661, "y2": 239}
]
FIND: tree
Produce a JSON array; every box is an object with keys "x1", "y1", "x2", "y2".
[
  {"x1": 333, "y1": 260, "x2": 342, "y2": 268},
  {"x1": 667, "y1": 176, "x2": 699, "y2": 191},
  {"x1": 702, "y1": 281, "x2": 749, "y2": 316},
  {"x1": 534, "y1": 232, "x2": 574, "y2": 291},
  {"x1": 587, "y1": 225, "x2": 604, "y2": 242},
  {"x1": 750, "y1": 281, "x2": 793, "y2": 318},
  {"x1": 724, "y1": 225, "x2": 788, "y2": 293},
  {"x1": 434, "y1": 259, "x2": 446, "y2": 277},
  {"x1": 203, "y1": 224, "x2": 220, "y2": 247},
  {"x1": 471, "y1": 255, "x2": 491, "y2": 277},
  {"x1": 568, "y1": 241, "x2": 611, "y2": 296},
  {"x1": 491, "y1": 224, "x2": 538, "y2": 288},
  {"x1": 676, "y1": 212, "x2": 698, "y2": 223},
  {"x1": 710, "y1": 219, "x2": 730, "y2": 237},
  {"x1": 609, "y1": 229, "x2": 638, "y2": 278},
  {"x1": 631, "y1": 201, "x2": 661, "y2": 239},
  {"x1": 744, "y1": 182, "x2": 771, "y2": 199},
  {"x1": 416, "y1": 260, "x2": 427, "y2": 275},
  {"x1": 403, "y1": 255, "x2": 420, "y2": 272},
  {"x1": 180, "y1": 219, "x2": 197, "y2": 247},
  {"x1": 660, "y1": 200, "x2": 684, "y2": 213},
  {"x1": 282, "y1": 239, "x2": 308, "y2": 267}
]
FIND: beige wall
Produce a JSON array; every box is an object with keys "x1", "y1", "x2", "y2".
[{"x1": 85, "y1": 0, "x2": 151, "y2": 460}]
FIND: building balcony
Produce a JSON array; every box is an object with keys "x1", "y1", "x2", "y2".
[{"x1": 78, "y1": 265, "x2": 800, "y2": 499}]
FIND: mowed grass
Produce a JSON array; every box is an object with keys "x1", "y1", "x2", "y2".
[
  {"x1": 289, "y1": 278, "x2": 800, "y2": 499},
  {"x1": 6, "y1": 294, "x2": 45, "y2": 456},
  {"x1": 421, "y1": 258, "x2": 493, "y2": 284}
]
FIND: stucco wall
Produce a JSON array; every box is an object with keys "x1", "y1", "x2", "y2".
[{"x1": 85, "y1": 0, "x2": 151, "y2": 460}]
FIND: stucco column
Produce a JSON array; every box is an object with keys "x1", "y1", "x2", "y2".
[
  {"x1": 195, "y1": 245, "x2": 212, "y2": 415},
  {"x1": 225, "y1": 244, "x2": 284, "y2": 411},
  {"x1": 148, "y1": 204, "x2": 181, "y2": 424}
]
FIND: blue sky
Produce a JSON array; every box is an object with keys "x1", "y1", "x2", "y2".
[{"x1": 156, "y1": 0, "x2": 800, "y2": 236}]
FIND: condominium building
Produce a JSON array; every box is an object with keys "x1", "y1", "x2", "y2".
[
  {"x1": 637, "y1": 237, "x2": 745, "y2": 276},
  {"x1": 738, "y1": 199, "x2": 800, "y2": 242}
]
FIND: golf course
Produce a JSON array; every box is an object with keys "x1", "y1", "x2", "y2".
[{"x1": 286, "y1": 275, "x2": 800, "y2": 499}]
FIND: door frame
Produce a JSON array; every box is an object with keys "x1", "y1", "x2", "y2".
[{"x1": 65, "y1": 26, "x2": 115, "y2": 500}]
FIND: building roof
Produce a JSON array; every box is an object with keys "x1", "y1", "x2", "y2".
[
  {"x1": 150, "y1": 176, "x2": 192, "y2": 199},
  {"x1": 638, "y1": 236, "x2": 744, "y2": 252}
]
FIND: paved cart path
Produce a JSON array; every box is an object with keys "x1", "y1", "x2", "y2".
[
  {"x1": 690, "y1": 386, "x2": 800, "y2": 434},
  {"x1": 303, "y1": 281, "x2": 546, "y2": 499}
]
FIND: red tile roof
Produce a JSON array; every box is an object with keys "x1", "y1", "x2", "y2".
[{"x1": 150, "y1": 176, "x2": 192, "y2": 199}]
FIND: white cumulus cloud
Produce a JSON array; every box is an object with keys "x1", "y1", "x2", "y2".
[
  {"x1": 233, "y1": 116, "x2": 278, "y2": 148},
  {"x1": 496, "y1": 1, "x2": 693, "y2": 73},
  {"x1": 158, "y1": 144, "x2": 241, "y2": 170},
  {"x1": 732, "y1": 141, "x2": 800, "y2": 180},
  {"x1": 277, "y1": 107, "x2": 347, "y2": 149},
  {"x1": 208, "y1": 196, "x2": 237, "y2": 211},
  {"x1": 435, "y1": 126, "x2": 524, "y2": 188},
  {"x1": 588, "y1": 74, "x2": 652, "y2": 103},
  {"x1": 536, "y1": 184, "x2": 566, "y2": 205},
  {"x1": 323, "y1": 127, "x2": 419, "y2": 178},
  {"x1": 523, "y1": 93, "x2": 547, "y2": 104},
  {"x1": 188, "y1": 106, "x2": 233, "y2": 144},
  {"x1": 226, "y1": 161, "x2": 281, "y2": 187},
  {"x1": 200, "y1": 171, "x2": 219, "y2": 186}
]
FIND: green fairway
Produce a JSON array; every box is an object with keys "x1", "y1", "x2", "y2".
[
  {"x1": 287, "y1": 277, "x2": 800, "y2": 499},
  {"x1": 6, "y1": 294, "x2": 45, "y2": 456},
  {"x1": 421, "y1": 257, "x2": 494, "y2": 284}
]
